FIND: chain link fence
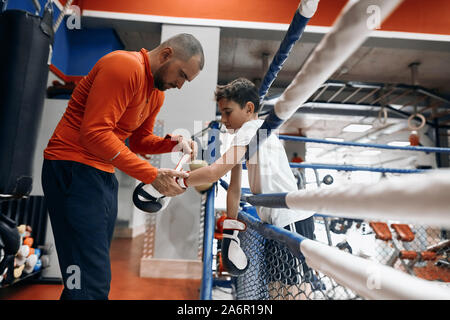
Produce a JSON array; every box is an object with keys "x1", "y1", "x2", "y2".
[
  {"x1": 212, "y1": 211, "x2": 449, "y2": 300},
  {"x1": 232, "y1": 213, "x2": 361, "y2": 300}
]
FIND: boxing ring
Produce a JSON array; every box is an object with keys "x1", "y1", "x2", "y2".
[{"x1": 198, "y1": 0, "x2": 450, "y2": 300}]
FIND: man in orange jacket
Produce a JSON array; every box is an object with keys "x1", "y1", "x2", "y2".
[{"x1": 41, "y1": 33, "x2": 204, "y2": 299}]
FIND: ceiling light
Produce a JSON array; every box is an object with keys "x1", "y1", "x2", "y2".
[
  {"x1": 387, "y1": 141, "x2": 410, "y2": 147},
  {"x1": 342, "y1": 124, "x2": 372, "y2": 133}
]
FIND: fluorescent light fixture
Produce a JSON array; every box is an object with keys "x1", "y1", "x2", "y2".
[
  {"x1": 387, "y1": 141, "x2": 410, "y2": 147},
  {"x1": 342, "y1": 124, "x2": 372, "y2": 133},
  {"x1": 325, "y1": 137, "x2": 344, "y2": 142},
  {"x1": 360, "y1": 150, "x2": 381, "y2": 156}
]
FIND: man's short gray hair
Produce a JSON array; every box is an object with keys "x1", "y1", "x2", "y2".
[{"x1": 159, "y1": 33, "x2": 205, "y2": 70}]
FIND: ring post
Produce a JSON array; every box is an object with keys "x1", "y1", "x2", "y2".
[{"x1": 199, "y1": 121, "x2": 220, "y2": 300}]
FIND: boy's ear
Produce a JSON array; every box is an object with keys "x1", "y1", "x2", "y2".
[{"x1": 246, "y1": 102, "x2": 255, "y2": 114}]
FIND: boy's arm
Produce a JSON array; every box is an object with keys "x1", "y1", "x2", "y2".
[
  {"x1": 226, "y1": 164, "x2": 242, "y2": 220},
  {"x1": 184, "y1": 145, "x2": 246, "y2": 187}
]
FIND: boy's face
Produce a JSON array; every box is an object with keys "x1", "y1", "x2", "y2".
[{"x1": 218, "y1": 98, "x2": 253, "y2": 131}]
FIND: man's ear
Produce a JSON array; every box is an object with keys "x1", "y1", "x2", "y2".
[{"x1": 159, "y1": 47, "x2": 174, "y2": 63}]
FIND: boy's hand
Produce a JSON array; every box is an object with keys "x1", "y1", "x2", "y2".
[
  {"x1": 172, "y1": 135, "x2": 198, "y2": 161},
  {"x1": 189, "y1": 160, "x2": 213, "y2": 192}
]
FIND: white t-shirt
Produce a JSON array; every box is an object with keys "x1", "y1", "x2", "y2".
[{"x1": 230, "y1": 119, "x2": 315, "y2": 227}]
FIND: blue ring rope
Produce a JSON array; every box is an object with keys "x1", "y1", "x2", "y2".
[
  {"x1": 247, "y1": 7, "x2": 313, "y2": 161},
  {"x1": 238, "y1": 210, "x2": 307, "y2": 262},
  {"x1": 289, "y1": 162, "x2": 425, "y2": 174},
  {"x1": 259, "y1": 9, "x2": 311, "y2": 102},
  {"x1": 279, "y1": 135, "x2": 450, "y2": 154},
  {"x1": 241, "y1": 162, "x2": 425, "y2": 174}
]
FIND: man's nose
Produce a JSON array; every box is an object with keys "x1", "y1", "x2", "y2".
[{"x1": 176, "y1": 78, "x2": 186, "y2": 89}]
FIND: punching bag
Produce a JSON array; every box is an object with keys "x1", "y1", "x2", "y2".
[{"x1": 0, "y1": 6, "x2": 54, "y2": 197}]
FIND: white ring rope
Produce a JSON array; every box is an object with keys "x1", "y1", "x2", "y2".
[
  {"x1": 300, "y1": 239, "x2": 450, "y2": 300},
  {"x1": 285, "y1": 169, "x2": 450, "y2": 228},
  {"x1": 274, "y1": 0, "x2": 404, "y2": 120}
]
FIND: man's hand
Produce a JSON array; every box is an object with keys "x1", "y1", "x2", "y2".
[
  {"x1": 172, "y1": 135, "x2": 198, "y2": 161},
  {"x1": 151, "y1": 168, "x2": 189, "y2": 197}
]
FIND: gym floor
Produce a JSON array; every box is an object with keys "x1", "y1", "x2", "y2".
[{"x1": 0, "y1": 235, "x2": 201, "y2": 300}]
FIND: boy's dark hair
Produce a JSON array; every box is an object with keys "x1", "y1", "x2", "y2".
[{"x1": 215, "y1": 78, "x2": 260, "y2": 113}]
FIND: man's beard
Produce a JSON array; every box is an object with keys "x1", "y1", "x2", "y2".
[{"x1": 153, "y1": 62, "x2": 171, "y2": 91}]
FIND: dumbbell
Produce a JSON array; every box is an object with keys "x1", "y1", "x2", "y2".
[
  {"x1": 24, "y1": 254, "x2": 38, "y2": 274},
  {"x1": 18, "y1": 224, "x2": 32, "y2": 235},
  {"x1": 17, "y1": 225, "x2": 26, "y2": 237},
  {"x1": 23, "y1": 237, "x2": 34, "y2": 247},
  {"x1": 14, "y1": 264, "x2": 25, "y2": 279},
  {"x1": 15, "y1": 245, "x2": 29, "y2": 267},
  {"x1": 34, "y1": 259, "x2": 42, "y2": 272},
  {"x1": 33, "y1": 246, "x2": 51, "y2": 271}
]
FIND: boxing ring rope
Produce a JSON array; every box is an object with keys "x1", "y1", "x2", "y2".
[
  {"x1": 278, "y1": 135, "x2": 450, "y2": 154},
  {"x1": 289, "y1": 162, "x2": 425, "y2": 174},
  {"x1": 242, "y1": 169, "x2": 450, "y2": 229},
  {"x1": 258, "y1": 0, "x2": 317, "y2": 102},
  {"x1": 245, "y1": 162, "x2": 425, "y2": 174},
  {"x1": 237, "y1": 211, "x2": 450, "y2": 300}
]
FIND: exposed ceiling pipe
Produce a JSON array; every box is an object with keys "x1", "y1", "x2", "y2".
[{"x1": 409, "y1": 62, "x2": 421, "y2": 86}]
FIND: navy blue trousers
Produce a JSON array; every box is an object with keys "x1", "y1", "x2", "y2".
[{"x1": 42, "y1": 159, "x2": 118, "y2": 300}]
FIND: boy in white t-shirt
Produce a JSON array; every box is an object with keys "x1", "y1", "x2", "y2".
[{"x1": 179, "y1": 78, "x2": 315, "y2": 294}]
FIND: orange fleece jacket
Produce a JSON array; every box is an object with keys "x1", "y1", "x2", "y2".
[{"x1": 44, "y1": 48, "x2": 177, "y2": 184}]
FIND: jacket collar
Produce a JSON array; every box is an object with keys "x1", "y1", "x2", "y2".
[{"x1": 140, "y1": 48, "x2": 157, "y2": 94}]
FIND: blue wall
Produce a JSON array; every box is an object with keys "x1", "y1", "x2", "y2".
[
  {"x1": 66, "y1": 28, "x2": 124, "y2": 75},
  {"x1": 4, "y1": 0, "x2": 124, "y2": 76}
]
